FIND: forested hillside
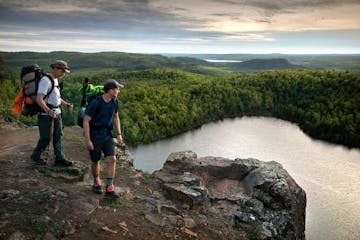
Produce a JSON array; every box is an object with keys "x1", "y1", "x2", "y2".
[
  {"x1": 5, "y1": 51, "x2": 359, "y2": 74},
  {"x1": 226, "y1": 58, "x2": 298, "y2": 71},
  {"x1": 0, "y1": 51, "x2": 227, "y2": 75},
  {"x1": 1, "y1": 54, "x2": 359, "y2": 148},
  {"x1": 176, "y1": 53, "x2": 360, "y2": 72}
]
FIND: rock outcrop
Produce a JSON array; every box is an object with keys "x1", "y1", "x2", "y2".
[{"x1": 154, "y1": 151, "x2": 306, "y2": 240}]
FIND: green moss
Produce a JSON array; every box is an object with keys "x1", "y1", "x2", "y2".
[
  {"x1": 140, "y1": 172, "x2": 154, "y2": 184},
  {"x1": 109, "y1": 200, "x2": 134, "y2": 210},
  {"x1": 22, "y1": 192, "x2": 51, "y2": 203}
]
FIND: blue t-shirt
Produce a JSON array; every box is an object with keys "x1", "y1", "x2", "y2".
[{"x1": 85, "y1": 96, "x2": 118, "y2": 140}]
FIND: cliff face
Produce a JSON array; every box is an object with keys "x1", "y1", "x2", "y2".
[{"x1": 154, "y1": 151, "x2": 306, "y2": 240}]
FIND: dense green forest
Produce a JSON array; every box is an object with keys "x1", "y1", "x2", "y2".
[
  {"x1": 0, "y1": 53, "x2": 359, "y2": 148},
  {"x1": 3, "y1": 51, "x2": 360, "y2": 73},
  {"x1": 0, "y1": 51, "x2": 227, "y2": 75}
]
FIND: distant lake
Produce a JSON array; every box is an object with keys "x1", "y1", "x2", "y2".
[
  {"x1": 204, "y1": 59, "x2": 243, "y2": 63},
  {"x1": 129, "y1": 116, "x2": 360, "y2": 240}
]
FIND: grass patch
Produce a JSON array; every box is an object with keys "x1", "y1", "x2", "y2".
[
  {"x1": 23, "y1": 192, "x2": 51, "y2": 203},
  {"x1": 140, "y1": 172, "x2": 154, "y2": 184},
  {"x1": 109, "y1": 200, "x2": 134, "y2": 210}
]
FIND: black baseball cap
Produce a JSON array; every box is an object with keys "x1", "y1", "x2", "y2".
[{"x1": 104, "y1": 79, "x2": 124, "y2": 91}]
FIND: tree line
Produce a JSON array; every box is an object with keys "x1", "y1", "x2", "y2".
[{"x1": 1, "y1": 62, "x2": 359, "y2": 148}]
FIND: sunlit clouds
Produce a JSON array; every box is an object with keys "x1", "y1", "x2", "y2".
[
  {"x1": 0, "y1": 0, "x2": 359, "y2": 53},
  {"x1": 152, "y1": 0, "x2": 360, "y2": 32}
]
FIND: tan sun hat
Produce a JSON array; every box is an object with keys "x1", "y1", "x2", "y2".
[{"x1": 50, "y1": 60, "x2": 70, "y2": 73}]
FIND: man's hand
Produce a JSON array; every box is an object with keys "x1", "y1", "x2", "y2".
[
  {"x1": 48, "y1": 109, "x2": 57, "y2": 118},
  {"x1": 66, "y1": 103, "x2": 73, "y2": 111},
  {"x1": 117, "y1": 134, "x2": 123, "y2": 145},
  {"x1": 86, "y1": 139, "x2": 94, "y2": 151}
]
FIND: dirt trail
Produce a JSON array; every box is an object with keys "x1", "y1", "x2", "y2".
[{"x1": 0, "y1": 123, "x2": 237, "y2": 240}]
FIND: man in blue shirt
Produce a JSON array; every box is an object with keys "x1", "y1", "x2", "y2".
[{"x1": 83, "y1": 79, "x2": 124, "y2": 198}]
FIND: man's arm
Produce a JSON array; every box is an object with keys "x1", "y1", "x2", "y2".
[
  {"x1": 61, "y1": 99, "x2": 73, "y2": 110},
  {"x1": 36, "y1": 93, "x2": 56, "y2": 118},
  {"x1": 113, "y1": 112, "x2": 123, "y2": 144},
  {"x1": 36, "y1": 93, "x2": 50, "y2": 113},
  {"x1": 83, "y1": 115, "x2": 94, "y2": 150},
  {"x1": 37, "y1": 76, "x2": 57, "y2": 118}
]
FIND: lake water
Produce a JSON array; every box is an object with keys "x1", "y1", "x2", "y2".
[{"x1": 129, "y1": 116, "x2": 360, "y2": 240}]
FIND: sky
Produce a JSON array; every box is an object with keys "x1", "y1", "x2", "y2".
[{"x1": 0, "y1": 0, "x2": 359, "y2": 54}]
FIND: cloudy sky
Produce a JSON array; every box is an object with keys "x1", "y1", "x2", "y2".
[{"x1": 0, "y1": 0, "x2": 359, "y2": 54}]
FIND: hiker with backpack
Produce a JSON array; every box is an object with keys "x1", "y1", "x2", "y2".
[
  {"x1": 83, "y1": 79, "x2": 124, "y2": 198},
  {"x1": 30, "y1": 60, "x2": 74, "y2": 167}
]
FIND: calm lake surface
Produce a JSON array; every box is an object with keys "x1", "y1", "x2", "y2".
[{"x1": 129, "y1": 116, "x2": 360, "y2": 240}]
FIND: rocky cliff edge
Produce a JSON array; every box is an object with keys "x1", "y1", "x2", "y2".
[{"x1": 0, "y1": 126, "x2": 306, "y2": 240}]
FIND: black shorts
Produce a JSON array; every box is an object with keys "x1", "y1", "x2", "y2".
[{"x1": 89, "y1": 136, "x2": 115, "y2": 162}]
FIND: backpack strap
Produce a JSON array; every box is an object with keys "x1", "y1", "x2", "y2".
[
  {"x1": 89, "y1": 96, "x2": 104, "y2": 130},
  {"x1": 93, "y1": 96, "x2": 118, "y2": 115},
  {"x1": 42, "y1": 73, "x2": 55, "y2": 100},
  {"x1": 41, "y1": 73, "x2": 59, "y2": 110},
  {"x1": 94, "y1": 95, "x2": 103, "y2": 116},
  {"x1": 90, "y1": 96, "x2": 118, "y2": 130}
]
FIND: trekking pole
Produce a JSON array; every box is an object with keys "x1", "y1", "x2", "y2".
[
  {"x1": 81, "y1": 77, "x2": 89, "y2": 106},
  {"x1": 43, "y1": 115, "x2": 55, "y2": 179}
]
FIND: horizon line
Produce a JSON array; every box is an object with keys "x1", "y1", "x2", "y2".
[{"x1": 1, "y1": 50, "x2": 360, "y2": 55}]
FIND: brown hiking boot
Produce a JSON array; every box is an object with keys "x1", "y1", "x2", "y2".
[{"x1": 54, "y1": 158, "x2": 73, "y2": 167}]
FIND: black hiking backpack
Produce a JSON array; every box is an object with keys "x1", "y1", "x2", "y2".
[{"x1": 21, "y1": 64, "x2": 55, "y2": 116}]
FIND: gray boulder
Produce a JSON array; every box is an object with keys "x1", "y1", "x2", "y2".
[
  {"x1": 37, "y1": 161, "x2": 90, "y2": 182},
  {"x1": 154, "y1": 151, "x2": 306, "y2": 240}
]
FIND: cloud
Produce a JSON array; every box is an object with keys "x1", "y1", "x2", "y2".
[
  {"x1": 0, "y1": 1, "x2": 176, "y2": 30},
  {"x1": 2, "y1": 0, "x2": 359, "y2": 34},
  {"x1": 0, "y1": 37, "x2": 139, "y2": 52},
  {"x1": 148, "y1": 0, "x2": 360, "y2": 32},
  {"x1": 164, "y1": 33, "x2": 274, "y2": 43},
  {"x1": 0, "y1": 0, "x2": 359, "y2": 53},
  {"x1": 221, "y1": 33, "x2": 274, "y2": 42}
]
